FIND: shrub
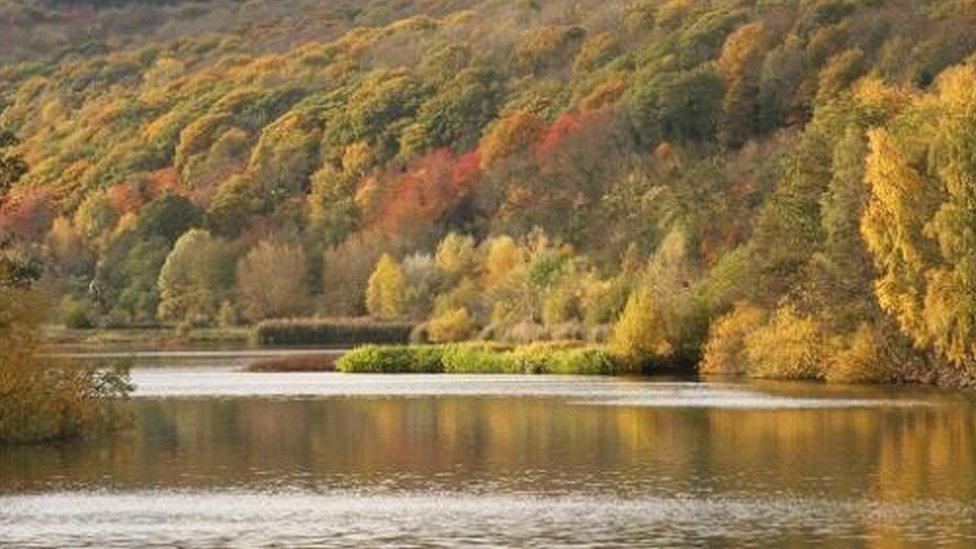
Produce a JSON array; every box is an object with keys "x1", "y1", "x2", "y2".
[
  {"x1": 409, "y1": 323, "x2": 430, "y2": 344},
  {"x1": 334, "y1": 342, "x2": 622, "y2": 375},
  {"x1": 744, "y1": 305, "x2": 826, "y2": 379},
  {"x1": 60, "y1": 295, "x2": 93, "y2": 329},
  {"x1": 825, "y1": 324, "x2": 893, "y2": 383},
  {"x1": 1, "y1": 287, "x2": 132, "y2": 444},
  {"x1": 427, "y1": 307, "x2": 475, "y2": 342},
  {"x1": 255, "y1": 318, "x2": 415, "y2": 346},
  {"x1": 699, "y1": 302, "x2": 767, "y2": 375},
  {"x1": 610, "y1": 288, "x2": 674, "y2": 362},
  {"x1": 335, "y1": 345, "x2": 444, "y2": 373},
  {"x1": 441, "y1": 343, "x2": 516, "y2": 373},
  {"x1": 549, "y1": 346, "x2": 620, "y2": 375}
]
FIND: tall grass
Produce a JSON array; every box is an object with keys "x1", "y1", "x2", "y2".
[
  {"x1": 255, "y1": 318, "x2": 415, "y2": 346},
  {"x1": 335, "y1": 342, "x2": 627, "y2": 375}
]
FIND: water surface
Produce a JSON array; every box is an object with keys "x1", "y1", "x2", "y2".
[{"x1": 3, "y1": 350, "x2": 976, "y2": 546}]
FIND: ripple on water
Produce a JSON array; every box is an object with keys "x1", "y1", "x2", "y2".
[
  {"x1": 130, "y1": 371, "x2": 936, "y2": 409},
  {"x1": 1, "y1": 490, "x2": 973, "y2": 547}
]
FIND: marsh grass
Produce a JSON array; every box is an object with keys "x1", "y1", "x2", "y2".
[
  {"x1": 335, "y1": 342, "x2": 627, "y2": 375},
  {"x1": 255, "y1": 318, "x2": 415, "y2": 346},
  {"x1": 245, "y1": 353, "x2": 341, "y2": 372}
]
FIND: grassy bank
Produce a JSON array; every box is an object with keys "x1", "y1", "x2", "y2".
[{"x1": 335, "y1": 342, "x2": 630, "y2": 375}]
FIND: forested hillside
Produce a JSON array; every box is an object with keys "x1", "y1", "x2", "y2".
[{"x1": 2, "y1": 0, "x2": 976, "y2": 383}]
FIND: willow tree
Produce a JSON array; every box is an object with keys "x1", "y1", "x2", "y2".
[{"x1": 862, "y1": 65, "x2": 976, "y2": 369}]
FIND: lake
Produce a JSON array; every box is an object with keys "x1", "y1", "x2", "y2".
[{"x1": 3, "y1": 350, "x2": 976, "y2": 546}]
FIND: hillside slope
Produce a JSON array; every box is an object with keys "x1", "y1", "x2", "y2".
[{"x1": 2, "y1": 0, "x2": 976, "y2": 383}]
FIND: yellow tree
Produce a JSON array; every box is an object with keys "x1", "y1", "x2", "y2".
[
  {"x1": 366, "y1": 253, "x2": 405, "y2": 320},
  {"x1": 862, "y1": 65, "x2": 976, "y2": 368}
]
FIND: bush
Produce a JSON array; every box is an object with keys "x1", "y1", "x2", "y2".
[
  {"x1": 60, "y1": 295, "x2": 93, "y2": 329},
  {"x1": 699, "y1": 302, "x2": 767, "y2": 375},
  {"x1": 744, "y1": 305, "x2": 826, "y2": 379},
  {"x1": 441, "y1": 343, "x2": 517, "y2": 373},
  {"x1": 825, "y1": 324, "x2": 893, "y2": 383},
  {"x1": 255, "y1": 318, "x2": 415, "y2": 346},
  {"x1": 1, "y1": 287, "x2": 132, "y2": 444},
  {"x1": 336, "y1": 342, "x2": 623, "y2": 375},
  {"x1": 427, "y1": 307, "x2": 476, "y2": 342},
  {"x1": 335, "y1": 345, "x2": 445, "y2": 373}
]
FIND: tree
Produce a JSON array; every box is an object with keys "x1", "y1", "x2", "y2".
[
  {"x1": 628, "y1": 65, "x2": 725, "y2": 144},
  {"x1": 0, "y1": 131, "x2": 27, "y2": 206},
  {"x1": 366, "y1": 253, "x2": 406, "y2": 320},
  {"x1": 235, "y1": 238, "x2": 309, "y2": 322},
  {"x1": 610, "y1": 287, "x2": 675, "y2": 363},
  {"x1": 716, "y1": 22, "x2": 766, "y2": 147},
  {"x1": 862, "y1": 66, "x2": 976, "y2": 368},
  {"x1": 157, "y1": 229, "x2": 235, "y2": 325}
]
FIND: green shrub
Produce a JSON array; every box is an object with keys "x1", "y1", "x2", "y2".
[
  {"x1": 335, "y1": 345, "x2": 444, "y2": 373},
  {"x1": 60, "y1": 295, "x2": 93, "y2": 329},
  {"x1": 441, "y1": 344, "x2": 517, "y2": 373},
  {"x1": 255, "y1": 318, "x2": 415, "y2": 346},
  {"x1": 334, "y1": 342, "x2": 622, "y2": 375},
  {"x1": 550, "y1": 347, "x2": 620, "y2": 375}
]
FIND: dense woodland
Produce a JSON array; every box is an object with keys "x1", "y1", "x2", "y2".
[{"x1": 2, "y1": 0, "x2": 976, "y2": 383}]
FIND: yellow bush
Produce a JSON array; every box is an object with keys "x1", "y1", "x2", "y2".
[
  {"x1": 428, "y1": 307, "x2": 475, "y2": 343},
  {"x1": 826, "y1": 324, "x2": 893, "y2": 383},
  {"x1": 744, "y1": 305, "x2": 826, "y2": 379},
  {"x1": 609, "y1": 288, "x2": 674, "y2": 364},
  {"x1": 699, "y1": 302, "x2": 767, "y2": 375}
]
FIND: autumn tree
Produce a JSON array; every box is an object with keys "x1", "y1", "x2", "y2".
[
  {"x1": 366, "y1": 253, "x2": 406, "y2": 320},
  {"x1": 862, "y1": 66, "x2": 976, "y2": 368},
  {"x1": 235, "y1": 238, "x2": 309, "y2": 322},
  {"x1": 158, "y1": 229, "x2": 236, "y2": 325},
  {"x1": 716, "y1": 22, "x2": 766, "y2": 147}
]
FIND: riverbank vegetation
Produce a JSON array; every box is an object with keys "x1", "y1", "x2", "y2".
[
  {"x1": 255, "y1": 318, "x2": 414, "y2": 346},
  {"x1": 0, "y1": 248, "x2": 132, "y2": 444},
  {"x1": 2, "y1": 0, "x2": 976, "y2": 385},
  {"x1": 336, "y1": 343, "x2": 624, "y2": 375}
]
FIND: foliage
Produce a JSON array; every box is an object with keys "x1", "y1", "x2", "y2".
[
  {"x1": 157, "y1": 229, "x2": 235, "y2": 326},
  {"x1": 337, "y1": 342, "x2": 623, "y2": 375},
  {"x1": 427, "y1": 306, "x2": 475, "y2": 342},
  {"x1": 235, "y1": 238, "x2": 309, "y2": 322},
  {"x1": 4, "y1": 0, "x2": 976, "y2": 384},
  {"x1": 255, "y1": 318, "x2": 414, "y2": 346},
  {"x1": 744, "y1": 305, "x2": 826, "y2": 380},
  {"x1": 699, "y1": 302, "x2": 767, "y2": 375},
  {"x1": 366, "y1": 253, "x2": 406, "y2": 320},
  {"x1": 0, "y1": 281, "x2": 131, "y2": 444}
]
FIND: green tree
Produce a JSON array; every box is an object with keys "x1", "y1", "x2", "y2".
[{"x1": 157, "y1": 229, "x2": 235, "y2": 325}]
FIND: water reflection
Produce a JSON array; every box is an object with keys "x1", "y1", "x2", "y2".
[{"x1": 2, "y1": 374, "x2": 976, "y2": 546}]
